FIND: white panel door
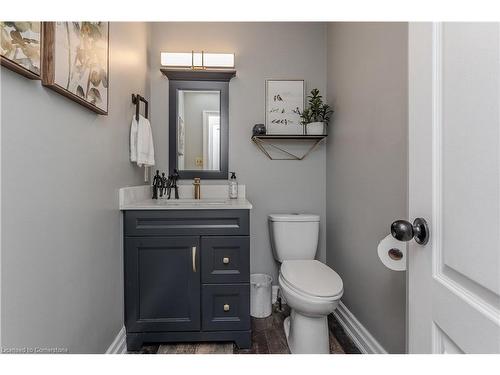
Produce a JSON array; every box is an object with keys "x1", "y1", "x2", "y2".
[{"x1": 408, "y1": 22, "x2": 500, "y2": 353}]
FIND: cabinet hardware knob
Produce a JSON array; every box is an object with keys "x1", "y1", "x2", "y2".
[
  {"x1": 223, "y1": 304, "x2": 230, "y2": 312},
  {"x1": 223, "y1": 257, "x2": 230, "y2": 264}
]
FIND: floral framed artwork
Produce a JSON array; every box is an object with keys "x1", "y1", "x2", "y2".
[
  {"x1": 0, "y1": 22, "x2": 42, "y2": 80},
  {"x1": 41, "y1": 22, "x2": 109, "y2": 115},
  {"x1": 265, "y1": 79, "x2": 304, "y2": 134}
]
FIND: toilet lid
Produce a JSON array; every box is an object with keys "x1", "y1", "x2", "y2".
[
  {"x1": 280, "y1": 260, "x2": 343, "y2": 298},
  {"x1": 268, "y1": 214, "x2": 320, "y2": 222}
]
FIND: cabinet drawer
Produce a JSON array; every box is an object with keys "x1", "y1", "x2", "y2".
[
  {"x1": 202, "y1": 284, "x2": 250, "y2": 331},
  {"x1": 124, "y1": 210, "x2": 249, "y2": 237},
  {"x1": 201, "y1": 236, "x2": 249, "y2": 284}
]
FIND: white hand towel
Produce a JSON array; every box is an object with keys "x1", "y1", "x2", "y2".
[
  {"x1": 137, "y1": 115, "x2": 155, "y2": 167},
  {"x1": 130, "y1": 115, "x2": 139, "y2": 163},
  {"x1": 130, "y1": 114, "x2": 155, "y2": 167}
]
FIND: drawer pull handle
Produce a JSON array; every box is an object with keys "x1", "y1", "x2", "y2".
[
  {"x1": 192, "y1": 246, "x2": 197, "y2": 273},
  {"x1": 222, "y1": 257, "x2": 230, "y2": 264},
  {"x1": 223, "y1": 304, "x2": 230, "y2": 312}
]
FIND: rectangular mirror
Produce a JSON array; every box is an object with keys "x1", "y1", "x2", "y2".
[
  {"x1": 169, "y1": 80, "x2": 228, "y2": 179},
  {"x1": 177, "y1": 90, "x2": 220, "y2": 171}
]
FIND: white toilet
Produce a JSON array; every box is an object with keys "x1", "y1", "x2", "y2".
[{"x1": 269, "y1": 213, "x2": 343, "y2": 354}]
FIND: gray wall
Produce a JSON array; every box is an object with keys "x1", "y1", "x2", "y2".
[
  {"x1": 1, "y1": 22, "x2": 148, "y2": 353},
  {"x1": 148, "y1": 23, "x2": 327, "y2": 281},
  {"x1": 325, "y1": 23, "x2": 408, "y2": 353}
]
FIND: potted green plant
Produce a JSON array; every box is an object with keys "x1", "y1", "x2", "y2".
[{"x1": 295, "y1": 88, "x2": 333, "y2": 135}]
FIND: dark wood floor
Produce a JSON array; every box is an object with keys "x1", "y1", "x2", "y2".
[{"x1": 132, "y1": 303, "x2": 361, "y2": 354}]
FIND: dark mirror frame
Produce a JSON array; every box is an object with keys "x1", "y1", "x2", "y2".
[{"x1": 168, "y1": 79, "x2": 229, "y2": 180}]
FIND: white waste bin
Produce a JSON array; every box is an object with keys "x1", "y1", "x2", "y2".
[{"x1": 250, "y1": 273, "x2": 273, "y2": 318}]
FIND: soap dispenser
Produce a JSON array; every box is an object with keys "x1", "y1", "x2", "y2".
[{"x1": 228, "y1": 172, "x2": 238, "y2": 199}]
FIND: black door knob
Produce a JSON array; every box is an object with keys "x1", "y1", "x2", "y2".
[
  {"x1": 391, "y1": 220, "x2": 414, "y2": 241},
  {"x1": 390, "y1": 218, "x2": 430, "y2": 245}
]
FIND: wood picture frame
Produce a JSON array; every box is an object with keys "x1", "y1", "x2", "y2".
[
  {"x1": 0, "y1": 22, "x2": 42, "y2": 80},
  {"x1": 41, "y1": 22, "x2": 109, "y2": 115}
]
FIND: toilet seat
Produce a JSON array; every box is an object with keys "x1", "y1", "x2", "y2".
[
  {"x1": 269, "y1": 214, "x2": 320, "y2": 222},
  {"x1": 280, "y1": 260, "x2": 343, "y2": 299}
]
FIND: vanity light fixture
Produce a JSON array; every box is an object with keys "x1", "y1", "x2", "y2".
[{"x1": 160, "y1": 51, "x2": 235, "y2": 69}]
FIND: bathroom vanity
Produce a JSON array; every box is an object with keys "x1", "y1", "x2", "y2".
[{"x1": 120, "y1": 186, "x2": 252, "y2": 351}]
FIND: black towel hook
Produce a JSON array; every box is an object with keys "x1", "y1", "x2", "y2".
[{"x1": 132, "y1": 94, "x2": 149, "y2": 121}]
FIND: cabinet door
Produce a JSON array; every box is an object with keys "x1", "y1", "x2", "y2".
[{"x1": 125, "y1": 236, "x2": 200, "y2": 332}]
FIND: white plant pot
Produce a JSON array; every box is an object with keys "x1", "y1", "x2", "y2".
[{"x1": 306, "y1": 122, "x2": 326, "y2": 135}]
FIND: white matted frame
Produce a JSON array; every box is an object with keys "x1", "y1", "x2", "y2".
[{"x1": 265, "y1": 79, "x2": 304, "y2": 135}]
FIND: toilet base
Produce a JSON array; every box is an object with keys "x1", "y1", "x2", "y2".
[{"x1": 283, "y1": 309, "x2": 330, "y2": 354}]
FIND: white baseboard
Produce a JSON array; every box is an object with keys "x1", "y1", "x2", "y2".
[
  {"x1": 332, "y1": 301, "x2": 387, "y2": 354},
  {"x1": 106, "y1": 326, "x2": 127, "y2": 354}
]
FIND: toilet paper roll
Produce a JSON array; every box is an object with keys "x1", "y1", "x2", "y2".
[{"x1": 377, "y1": 234, "x2": 406, "y2": 271}]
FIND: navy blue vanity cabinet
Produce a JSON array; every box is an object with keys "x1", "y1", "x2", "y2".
[{"x1": 124, "y1": 210, "x2": 251, "y2": 351}]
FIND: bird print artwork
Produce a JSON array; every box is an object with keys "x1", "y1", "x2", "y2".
[{"x1": 266, "y1": 80, "x2": 304, "y2": 134}]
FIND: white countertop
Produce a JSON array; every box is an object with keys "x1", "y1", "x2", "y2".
[
  {"x1": 121, "y1": 198, "x2": 252, "y2": 210},
  {"x1": 119, "y1": 184, "x2": 252, "y2": 210}
]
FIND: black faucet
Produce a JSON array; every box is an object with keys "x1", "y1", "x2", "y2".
[
  {"x1": 161, "y1": 172, "x2": 167, "y2": 198},
  {"x1": 172, "y1": 169, "x2": 180, "y2": 199},
  {"x1": 166, "y1": 169, "x2": 180, "y2": 200},
  {"x1": 152, "y1": 170, "x2": 162, "y2": 199}
]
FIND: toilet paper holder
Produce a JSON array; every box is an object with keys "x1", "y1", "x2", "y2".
[
  {"x1": 377, "y1": 234, "x2": 406, "y2": 271},
  {"x1": 388, "y1": 248, "x2": 403, "y2": 260}
]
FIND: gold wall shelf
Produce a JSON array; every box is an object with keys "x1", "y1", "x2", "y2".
[{"x1": 251, "y1": 134, "x2": 327, "y2": 160}]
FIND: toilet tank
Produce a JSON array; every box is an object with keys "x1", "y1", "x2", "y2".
[{"x1": 268, "y1": 214, "x2": 320, "y2": 262}]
